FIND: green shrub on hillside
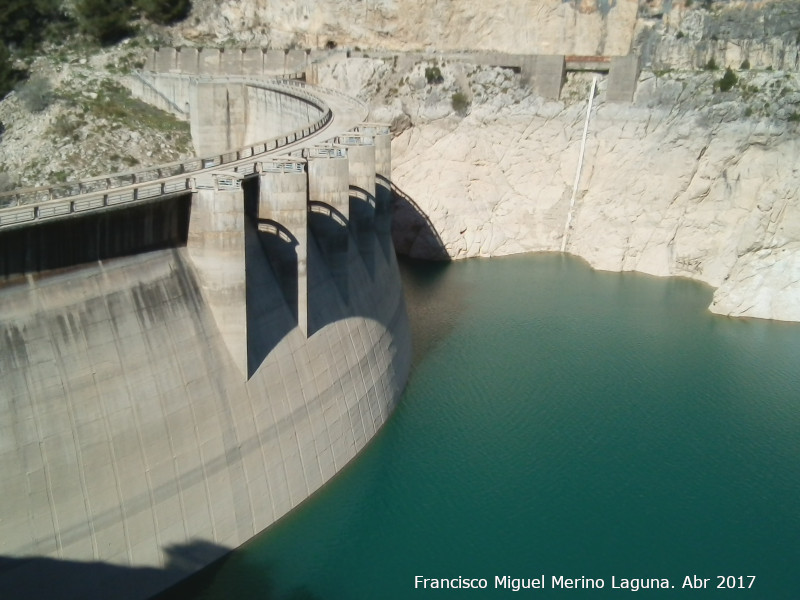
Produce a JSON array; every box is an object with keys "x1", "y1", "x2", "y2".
[
  {"x1": 716, "y1": 67, "x2": 738, "y2": 92},
  {"x1": 425, "y1": 66, "x2": 443, "y2": 84},
  {"x1": 0, "y1": 0, "x2": 69, "y2": 50},
  {"x1": 451, "y1": 92, "x2": 470, "y2": 116},
  {"x1": 75, "y1": 0, "x2": 134, "y2": 45},
  {"x1": 0, "y1": 42, "x2": 26, "y2": 100}
]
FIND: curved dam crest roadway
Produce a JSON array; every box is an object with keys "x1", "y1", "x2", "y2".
[{"x1": 0, "y1": 70, "x2": 412, "y2": 600}]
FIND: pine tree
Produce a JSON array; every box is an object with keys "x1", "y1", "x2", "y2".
[
  {"x1": 74, "y1": 0, "x2": 134, "y2": 45},
  {"x1": 0, "y1": 42, "x2": 23, "y2": 100}
]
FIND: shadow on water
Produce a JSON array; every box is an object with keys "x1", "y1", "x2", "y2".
[
  {"x1": 152, "y1": 548, "x2": 323, "y2": 600},
  {"x1": 0, "y1": 541, "x2": 229, "y2": 600},
  {"x1": 388, "y1": 181, "x2": 449, "y2": 262},
  {"x1": 397, "y1": 256, "x2": 467, "y2": 365},
  {"x1": 0, "y1": 539, "x2": 327, "y2": 600}
]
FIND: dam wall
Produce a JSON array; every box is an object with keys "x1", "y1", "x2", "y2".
[
  {"x1": 244, "y1": 84, "x2": 326, "y2": 146},
  {"x1": 0, "y1": 104, "x2": 410, "y2": 598},
  {"x1": 129, "y1": 73, "x2": 328, "y2": 155}
]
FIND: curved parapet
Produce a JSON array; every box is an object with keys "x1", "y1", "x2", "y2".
[
  {"x1": 0, "y1": 79, "x2": 333, "y2": 230},
  {"x1": 0, "y1": 77, "x2": 372, "y2": 232}
]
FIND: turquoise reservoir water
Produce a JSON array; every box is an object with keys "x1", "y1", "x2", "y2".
[{"x1": 166, "y1": 253, "x2": 800, "y2": 599}]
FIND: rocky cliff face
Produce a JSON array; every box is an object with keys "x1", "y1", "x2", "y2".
[
  {"x1": 176, "y1": 0, "x2": 638, "y2": 57},
  {"x1": 314, "y1": 55, "x2": 800, "y2": 322},
  {"x1": 635, "y1": 0, "x2": 800, "y2": 71}
]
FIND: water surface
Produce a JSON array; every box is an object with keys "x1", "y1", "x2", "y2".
[{"x1": 164, "y1": 253, "x2": 800, "y2": 599}]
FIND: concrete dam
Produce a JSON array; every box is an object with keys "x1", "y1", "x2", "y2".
[{"x1": 0, "y1": 66, "x2": 412, "y2": 599}]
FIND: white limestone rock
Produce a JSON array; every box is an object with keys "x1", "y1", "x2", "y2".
[
  {"x1": 389, "y1": 68, "x2": 800, "y2": 322},
  {"x1": 177, "y1": 0, "x2": 639, "y2": 56}
]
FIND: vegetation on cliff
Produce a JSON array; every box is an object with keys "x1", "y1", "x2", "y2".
[{"x1": 0, "y1": 0, "x2": 191, "y2": 98}]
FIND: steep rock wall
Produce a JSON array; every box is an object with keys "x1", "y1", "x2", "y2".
[
  {"x1": 636, "y1": 0, "x2": 800, "y2": 72},
  {"x1": 386, "y1": 70, "x2": 800, "y2": 322},
  {"x1": 176, "y1": 0, "x2": 638, "y2": 57}
]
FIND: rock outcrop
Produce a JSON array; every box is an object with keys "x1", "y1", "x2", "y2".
[
  {"x1": 0, "y1": 44, "x2": 192, "y2": 193},
  {"x1": 635, "y1": 0, "x2": 800, "y2": 71},
  {"x1": 177, "y1": 0, "x2": 638, "y2": 57},
  {"x1": 313, "y1": 55, "x2": 800, "y2": 322}
]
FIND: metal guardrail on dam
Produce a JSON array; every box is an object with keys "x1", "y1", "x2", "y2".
[{"x1": 0, "y1": 77, "x2": 360, "y2": 230}]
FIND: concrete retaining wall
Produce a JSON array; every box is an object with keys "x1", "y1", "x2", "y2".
[
  {"x1": 146, "y1": 47, "x2": 310, "y2": 77},
  {"x1": 129, "y1": 74, "x2": 327, "y2": 155},
  {"x1": 244, "y1": 85, "x2": 326, "y2": 147},
  {"x1": 189, "y1": 82, "x2": 249, "y2": 156},
  {"x1": 126, "y1": 75, "x2": 189, "y2": 119}
]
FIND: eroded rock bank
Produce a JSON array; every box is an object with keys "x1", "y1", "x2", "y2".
[{"x1": 315, "y1": 57, "x2": 800, "y2": 322}]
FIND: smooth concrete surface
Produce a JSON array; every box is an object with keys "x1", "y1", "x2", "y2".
[
  {"x1": 137, "y1": 74, "x2": 327, "y2": 155},
  {"x1": 148, "y1": 48, "x2": 308, "y2": 77},
  {"x1": 0, "y1": 108, "x2": 408, "y2": 598},
  {"x1": 307, "y1": 149, "x2": 352, "y2": 305},
  {"x1": 244, "y1": 85, "x2": 326, "y2": 146},
  {"x1": 340, "y1": 138, "x2": 377, "y2": 235},
  {"x1": 359, "y1": 127, "x2": 392, "y2": 234},
  {"x1": 1, "y1": 46, "x2": 402, "y2": 600},
  {"x1": 264, "y1": 50, "x2": 287, "y2": 74},
  {"x1": 187, "y1": 186, "x2": 248, "y2": 379},
  {"x1": 155, "y1": 47, "x2": 176, "y2": 73},
  {"x1": 199, "y1": 48, "x2": 221, "y2": 76},
  {"x1": 189, "y1": 81, "x2": 248, "y2": 156},
  {"x1": 241, "y1": 48, "x2": 264, "y2": 76},
  {"x1": 143, "y1": 47, "x2": 641, "y2": 103},
  {"x1": 128, "y1": 74, "x2": 190, "y2": 119},
  {"x1": 177, "y1": 47, "x2": 199, "y2": 74},
  {"x1": 606, "y1": 54, "x2": 640, "y2": 102},
  {"x1": 533, "y1": 55, "x2": 566, "y2": 100},
  {"x1": 220, "y1": 48, "x2": 244, "y2": 75},
  {"x1": 308, "y1": 147, "x2": 350, "y2": 221}
]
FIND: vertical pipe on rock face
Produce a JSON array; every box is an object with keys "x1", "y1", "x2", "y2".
[{"x1": 561, "y1": 75, "x2": 597, "y2": 253}]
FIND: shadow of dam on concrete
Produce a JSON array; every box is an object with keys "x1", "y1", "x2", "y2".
[{"x1": 0, "y1": 173, "x2": 445, "y2": 600}]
